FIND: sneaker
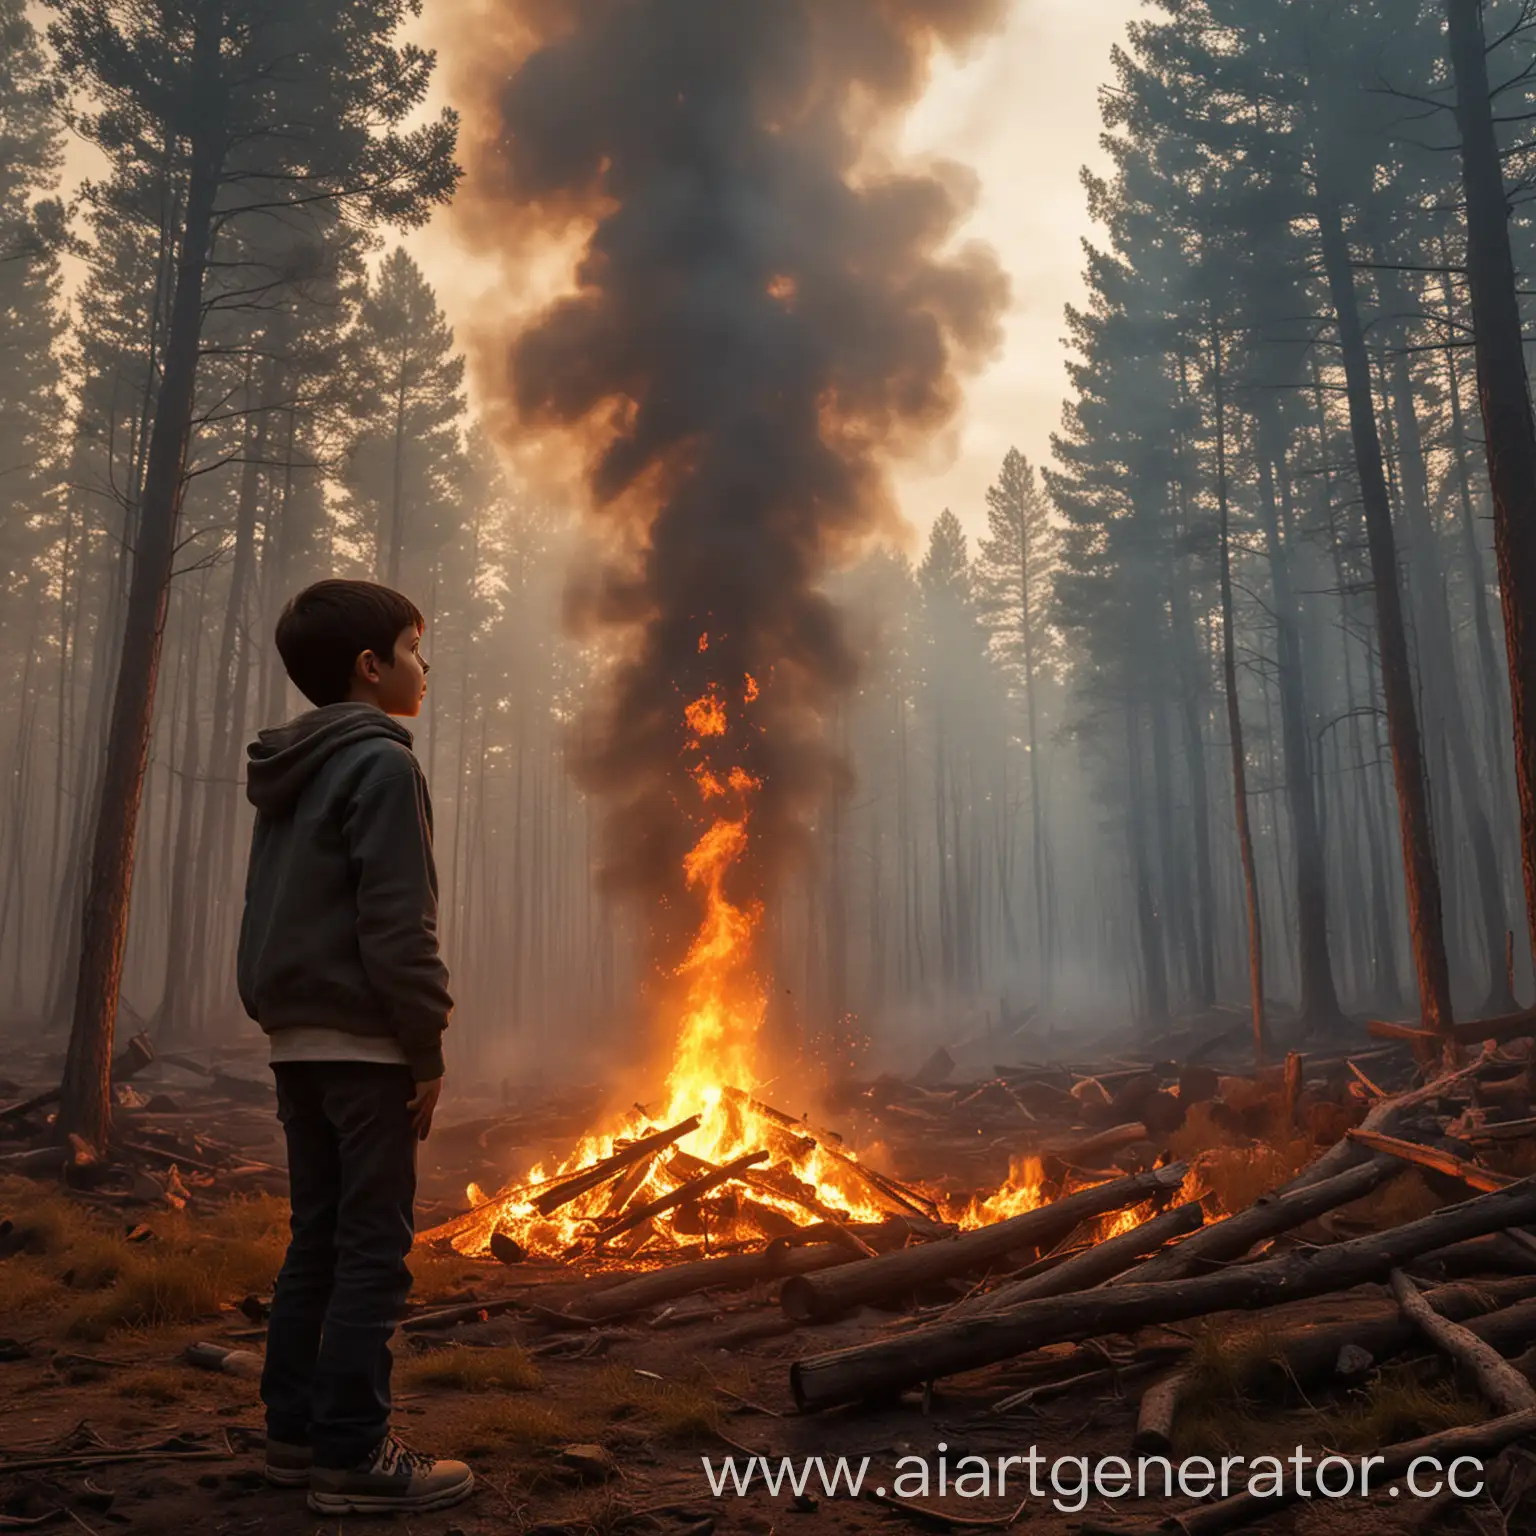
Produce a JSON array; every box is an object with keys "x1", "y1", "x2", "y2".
[
  {"x1": 307, "y1": 1432, "x2": 474, "y2": 1514},
  {"x1": 264, "y1": 1439, "x2": 313, "y2": 1488}
]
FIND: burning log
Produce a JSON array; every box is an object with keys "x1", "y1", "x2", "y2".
[
  {"x1": 720, "y1": 1085, "x2": 940, "y2": 1219},
  {"x1": 1347, "y1": 1127, "x2": 1512, "y2": 1193},
  {"x1": 533, "y1": 1116, "x2": 702, "y2": 1215},
  {"x1": 779, "y1": 1163, "x2": 1187, "y2": 1324},
  {"x1": 601, "y1": 1151, "x2": 663, "y2": 1217},
  {"x1": 1110, "y1": 1156, "x2": 1400, "y2": 1285},
  {"x1": 595, "y1": 1148, "x2": 768, "y2": 1247},
  {"x1": 1389, "y1": 1270, "x2": 1536, "y2": 1412},
  {"x1": 667, "y1": 1149, "x2": 879, "y2": 1256},
  {"x1": 941, "y1": 1201, "x2": 1204, "y2": 1321},
  {"x1": 573, "y1": 1241, "x2": 860, "y2": 1322},
  {"x1": 788, "y1": 1173, "x2": 1536, "y2": 1410}
]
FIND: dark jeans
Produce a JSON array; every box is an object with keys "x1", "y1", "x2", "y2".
[{"x1": 261, "y1": 1062, "x2": 417, "y2": 1468}]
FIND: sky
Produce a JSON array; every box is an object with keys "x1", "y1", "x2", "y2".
[{"x1": 405, "y1": 0, "x2": 1145, "y2": 548}]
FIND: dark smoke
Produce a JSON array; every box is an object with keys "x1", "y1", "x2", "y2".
[{"x1": 462, "y1": 0, "x2": 1009, "y2": 966}]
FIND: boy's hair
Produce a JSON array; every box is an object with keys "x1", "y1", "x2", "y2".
[{"x1": 276, "y1": 580, "x2": 425, "y2": 707}]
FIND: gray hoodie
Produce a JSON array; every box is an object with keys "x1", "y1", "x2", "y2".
[{"x1": 237, "y1": 702, "x2": 452, "y2": 1081}]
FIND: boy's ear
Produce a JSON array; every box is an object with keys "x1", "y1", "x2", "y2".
[{"x1": 355, "y1": 648, "x2": 382, "y2": 683}]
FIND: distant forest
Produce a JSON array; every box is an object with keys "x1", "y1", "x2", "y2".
[{"x1": 7, "y1": 0, "x2": 1536, "y2": 1133}]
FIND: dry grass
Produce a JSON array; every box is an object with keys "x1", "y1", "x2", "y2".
[
  {"x1": 0, "y1": 1180, "x2": 287, "y2": 1339},
  {"x1": 405, "y1": 1249, "x2": 489, "y2": 1305},
  {"x1": 586, "y1": 1363, "x2": 721, "y2": 1447},
  {"x1": 115, "y1": 1368, "x2": 187, "y2": 1405},
  {"x1": 1175, "y1": 1330, "x2": 1484, "y2": 1458},
  {"x1": 0, "y1": 1263, "x2": 60, "y2": 1318},
  {"x1": 1320, "y1": 1363, "x2": 1485, "y2": 1450},
  {"x1": 457, "y1": 1397, "x2": 578, "y2": 1457},
  {"x1": 398, "y1": 1343, "x2": 542, "y2": 1394}
]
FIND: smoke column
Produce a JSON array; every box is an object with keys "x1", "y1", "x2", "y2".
[{"x1": 457, "y1": 0, "x2": 1009, "y2": 1031}]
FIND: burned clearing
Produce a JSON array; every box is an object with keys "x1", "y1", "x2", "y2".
[{"x1": 5, "y1": 1022, "x2": 1536, "y2": 1535}]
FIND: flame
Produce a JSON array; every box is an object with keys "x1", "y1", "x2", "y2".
[
  {"x1": 684, "y1": 690, "x2": 727, "y2": 738},
  {"x1": 427, "y1": 676, "x2": 900, "y2": 1260},
  {"x1": 422, "y1": 684, "x2": 1187, "y2": 1265},
  {"x1": 954, "y1": 1155, "x2": 1045, "y2": 1228}
]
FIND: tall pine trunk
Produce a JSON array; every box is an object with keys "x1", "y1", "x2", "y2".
[
  {"x1": 1253, "y1": 424, "x2": 1342, "y2": 1028},
  {"x1": 1212, "y1": 322, "x2": 1265, "y2": 1062},
  {"x1": 1314, "y1": 181, "x2": 1454, "y2": 1037},
  {"x1": 1378, "y1": 269, "x2": 1513, "y2": 1011},
  {"x1": 1444, "y1": 0, "x2": 1536, "y2": 978},
  {"x1": 57, "y1": 99, "x2": 222, "y2": 1145}
]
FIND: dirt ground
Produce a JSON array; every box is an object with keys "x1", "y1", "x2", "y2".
[
  {"x1": 3, "y1": 1037, "x2": 1534, "y2": 1536},
  {"x1": 2, "y1": 1177, "x2": 1529, "y2": 1536}
]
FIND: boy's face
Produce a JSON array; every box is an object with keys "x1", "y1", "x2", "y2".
[{"x1": 353, "y1": 624, "x2": 429, "y2": 717}]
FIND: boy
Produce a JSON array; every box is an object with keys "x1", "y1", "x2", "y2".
[{"x1": 237, "y1": 578, "x2": 472, "y2": 1515}]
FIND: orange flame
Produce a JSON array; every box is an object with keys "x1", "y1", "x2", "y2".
[
  {"x1": 684, "y1": 690, "x2": 727, "y2": 737},
  {"x1": 425, "y1": 672, "x2": 1183, "y2": 1263}
]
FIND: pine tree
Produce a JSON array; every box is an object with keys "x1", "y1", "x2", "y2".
[
  {"x1": 976, "y1": 448, "x2": 1058, "y2": 999},
  {"x1": 0, "y1": 0, "x2": 66, "y2": 596},
  {"x1": 1444, "y1": 0, "x2": 1536, "y2": 994},
  {"x1": 49, "y1": 0, "x2": 462, "y2": 1146},
  {"x1": 342, "y1": 247, "x2": 467, "y2": 591}
]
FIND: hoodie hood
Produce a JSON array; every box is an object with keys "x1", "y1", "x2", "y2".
[{"x1": 247, "y1": 703, "x2": 414, "y2": 817}]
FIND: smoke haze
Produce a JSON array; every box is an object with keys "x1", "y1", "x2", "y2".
[{"x1": 456, "y1": 0, "x2": 1010, "y2": 970}]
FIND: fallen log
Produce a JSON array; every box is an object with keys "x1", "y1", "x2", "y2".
[
  {"x1": 574, "y1": 1241, "x2": 860, "y2": 1322},
  {"x1": 943, "y1": 1202, "x2": 1204, "y2": 1321},
  {"x1": 1347, "y1": 1128, "x2": 1512, "y2": 1193},
  {"x1": 1044, "y1": 1122, "x2": 1148, "y2": 1169},
  {"x1": 787, "y1": 1172, "x2": 1536, "y2": 1410},
  {"x1": 1204, "y1": 1279, "x2": 1536, "y2": 1405},
  {"x1": 1369, "y1": 1005, "x2": 1536, "y2": 1047},
  {"x1": 1465, "y1": 1115, "x2": 1536, "y2": 1145},
  {"x1": 1281, "y1": 1048, "x2": 1493, "y2": 1194},
  {"x1": 1111, "y1": 1156, "x2": 1399, "y2": 1285},
  {"x1": 595, "y1": 1149, "x2": 768, "y2": 1246},
  {"x1": 0, "y1": 1033, "x2": 154, "y2": 1124},
  {"x1": 1133, "y1": 1365, "x2": 1194, "y2": 1456},
  {"x1": 1390, "y1": 1270, "x2": 1536, "y2": 1412},
  {"x1": 780, "y1": 1163, "x2": 1187, "y2": 1324},
  {"x1": 534, "y1": 1117, "x2": 702, "y2": 1215},
  {"x1": 1160, "y1": 1406, "x2": 1536, "y2": 1536}
]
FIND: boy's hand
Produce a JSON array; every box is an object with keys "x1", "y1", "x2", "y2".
[{"x1": 407, "y1": 1077, "x2": 443, "y2": 1140}]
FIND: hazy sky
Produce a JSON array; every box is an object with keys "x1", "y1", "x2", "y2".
[{"x1": 407, "y1": 0, "x2": 1144, "y2": 548}]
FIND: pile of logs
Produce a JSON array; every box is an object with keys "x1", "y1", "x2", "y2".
[{"x1": 398, "y1": 1035, "x2": 1536, "y2": 1532}]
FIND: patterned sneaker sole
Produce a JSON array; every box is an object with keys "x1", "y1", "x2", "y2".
[
  {"x1": 263, "y1": 1465, "x2": 312, "y2": 1488},
  {"x1": 307, "y1": 1478, "x2": 474, "y2": 1515}
]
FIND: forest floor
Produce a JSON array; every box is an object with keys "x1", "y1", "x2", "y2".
[
  {"x1": 0, "y1": 1183, "x2": 1503, "y2": 1536},
  {"x1": 2, "y1": 1036, "x2": 1531, "y2": 1536}
]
